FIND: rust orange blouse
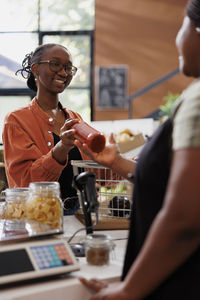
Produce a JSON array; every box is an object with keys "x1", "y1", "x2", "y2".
[{"x1": 2, "y1": 98, "x2": 87, "y2": 188}]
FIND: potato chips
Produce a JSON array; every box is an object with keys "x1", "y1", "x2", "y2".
[{"x1": 27, "y1": 195, "x2": 62, "y2": 229}]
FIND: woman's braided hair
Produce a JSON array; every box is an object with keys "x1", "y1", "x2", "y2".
[
  {"x1": 186, "y1": 0, "x2": 200, "y2": 27},
  {"x1": 15, "y1": 43, "x2": 68, "y2": 92}
]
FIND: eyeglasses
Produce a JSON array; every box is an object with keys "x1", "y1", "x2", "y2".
[{"x1": 38, "y1": 60, "x2": 77, "y2": 76}]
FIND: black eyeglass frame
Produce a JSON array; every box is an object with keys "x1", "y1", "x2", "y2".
[{"x1": 37, "y1": 60, "x2": 78, "y2": 76}]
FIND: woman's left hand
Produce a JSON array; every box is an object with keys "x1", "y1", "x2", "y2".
[{"x1": 79, "y1": 277, "x2": 131, "y2": 300}]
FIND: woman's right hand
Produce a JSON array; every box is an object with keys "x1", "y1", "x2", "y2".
[
  {"x1": 52, "y1": 118, "x2": 79, "y2": 165},
  {"x1": 74, "y1": 133, "x2": 121, "y2": 168},
  {"x1": 59, "y1": 118, "x2": 79, "y2": 153}
]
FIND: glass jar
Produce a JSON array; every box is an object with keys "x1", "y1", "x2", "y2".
[
  {"x1": 4, "y1": 188, "x2": 29, "y2": 231},
  {"x1": 27, "y1": 182, "x2": 63, "y2": 234},
  {"x1": 0, "y1": 190, "x2": 6, "y2": 219},
  {"x1": 84, "y1": 233, "x2": 115, "y2": 266}
]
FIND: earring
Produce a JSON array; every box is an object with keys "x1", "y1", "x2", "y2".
[{"x1": 195, "y1": 27, "x2": 200, "y2": 34}]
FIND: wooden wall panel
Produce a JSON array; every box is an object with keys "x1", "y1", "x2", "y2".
[{"x1": 94, "y1": 0, "x2": 193, "y2": 120}]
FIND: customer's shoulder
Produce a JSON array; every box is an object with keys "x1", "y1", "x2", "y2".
[
  {"x1": 183, "y1": 78, "x2": 200, "y2": 100},
  {"x1": 175, "y1": 79, "x2": 200, "y2": 116},
  {"x1": 171, "y1": 80, "x2": 200, "y2": 132},
  {"x1": 4, "y1": 103, "x2": 31, "y2": 122}
]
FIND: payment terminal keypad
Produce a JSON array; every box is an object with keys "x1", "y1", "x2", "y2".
[{"x1": 30, "y1": 243, "x2": 73, "y2": 270}]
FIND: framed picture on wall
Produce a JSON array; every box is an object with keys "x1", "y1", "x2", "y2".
[{"x1": 96, "y1": 65, "x2": 128, "y2": 108}]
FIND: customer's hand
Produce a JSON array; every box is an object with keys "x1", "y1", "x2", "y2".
[
  {"x1": 79, "y1": 277, "x2": 131, "y2": 300},
  {"x1": 74, "y1": 133, "x2": 121, "y2": 168},
  {"x1": 59, "y1": 118, "x2": 79, "y2": 153}
]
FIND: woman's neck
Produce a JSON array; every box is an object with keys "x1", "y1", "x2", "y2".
[{"x1": 35, "y1": 96, "x2": 59, "y2": 112}]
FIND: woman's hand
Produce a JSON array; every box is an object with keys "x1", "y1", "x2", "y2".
[
  {"x1": 59, "y1": 118, "x2": 79, "y2": 153},
  {"x1": 52, "y1": 118, "x2": 79, "y2": 165},
  {"x1": 74, "y1": 133, "x2": 121, "y2": 169},
  {"x1": 79, "y1": 277, "x2": 131, "y2": 300}
]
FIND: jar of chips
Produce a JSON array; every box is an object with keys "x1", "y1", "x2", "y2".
[
  {"x1": 4, "y1": 187, "x2": 29, "y2": 231},
  {"x1": 27, "y1": 182, "x2": 63, "y2": 234},
  {"x1": 0, "y1": 190, "x2": 6, "y2": 219}
]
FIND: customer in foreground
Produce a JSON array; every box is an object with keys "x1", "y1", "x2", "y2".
[{"x1": 77, "y1": 0, "x2": 200, "y2": 298}]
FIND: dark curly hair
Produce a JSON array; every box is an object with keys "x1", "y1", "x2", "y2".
[
  {"x1": 186, "y1": 0, "x2": 200, "y2": 27},
  {"x1": 15, "y1": 43, "x2": 68, "y2": 92}
]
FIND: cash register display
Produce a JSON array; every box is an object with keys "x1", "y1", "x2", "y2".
[
  {"x1": 0, "y1": 239, "x2": 79, "y2": 284},
  {"x1": 0, "y1": 249, "x2": 34, "y2": 276},
  {"x1": 0, "y1": 242, "x2": 73, "y2": 277}
]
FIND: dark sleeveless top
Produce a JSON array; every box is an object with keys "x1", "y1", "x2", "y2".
[
  {"x1": 122, "y1": 118, "x2": 200, "y2": 299},
  {"x1": 53, "y1": 133, "x2": 82, "y2": 208}
]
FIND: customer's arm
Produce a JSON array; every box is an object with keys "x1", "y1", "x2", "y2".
[{"x1": 80, "y1": 148, "x2": 200, "y2": 300}]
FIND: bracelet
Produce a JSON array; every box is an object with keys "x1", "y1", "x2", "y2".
[{"x1": 127, "y1": 173, "x2": 134, "y2": 183}]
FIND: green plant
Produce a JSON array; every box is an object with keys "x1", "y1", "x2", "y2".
[{"x1": 160, "y1": 92, "x2": 180, "y2": 116}]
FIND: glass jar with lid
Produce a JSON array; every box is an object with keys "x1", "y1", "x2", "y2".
[
  {"x1": 27, "y1": 182, "x2": 63, "y2": 234},
  {"x1": 0, "y1": 190, "x2": 6, "y2": 219},
  {"x1": 84, "y1": 233, "x2": 115, "y2": 266},
  {"x1": 4, "y1": 187, "x2": 29, "y2": 231}
]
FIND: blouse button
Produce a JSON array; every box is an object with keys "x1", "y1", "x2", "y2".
[
  {"x1": 48, "y1": 130, "x2": 51, "y2": 134},
  {"x1": 47, "y1": 142, "x2": 52, "y2": 147},
  {"x1": 49, "y1": 117, "x2": 53, "y2": 122}
]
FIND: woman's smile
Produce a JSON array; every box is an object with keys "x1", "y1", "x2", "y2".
[{"x1": 53, "y1": 78, "x2": 67, "y2": 89}]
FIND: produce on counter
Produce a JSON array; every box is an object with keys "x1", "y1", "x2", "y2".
[
  {"x1": 114, "y1": 128, "x2": 145, "y2": 153},
  {"x1": 109, "y1": 195, "x2": 131, "y2": 218},
  {"x1": 98, "y1": 182, "x2": 132, "y2": 217}
]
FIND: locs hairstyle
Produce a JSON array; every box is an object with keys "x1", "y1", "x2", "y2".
[{"x1": 15, "y1": 44, "x2": 68, "y2": 92}]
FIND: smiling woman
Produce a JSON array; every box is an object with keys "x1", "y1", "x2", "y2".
[
  {"x1": 0, "y1": 0, "x2": 94, "y2": 146},
  {"x1": 2, "y1": 43, "x2": 89, "y2": 215}
]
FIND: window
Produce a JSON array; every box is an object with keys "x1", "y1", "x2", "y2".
[{"x1": 0, "y1": 0, "x2": 95, "y2": 144}]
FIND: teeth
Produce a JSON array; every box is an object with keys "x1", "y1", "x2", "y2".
[{"x1": 55, "y1": 80, "x2": 65, "y2": 84}]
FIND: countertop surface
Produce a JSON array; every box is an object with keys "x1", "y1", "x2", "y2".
[{"x1": 0, "y1": 215, "x2": 129, "y2": 300}]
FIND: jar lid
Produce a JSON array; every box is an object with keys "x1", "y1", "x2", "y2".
[
  {"x1": 5, "y1": 188, "x2": 29, "y2": 195},
  {"x1": 0, "y1": 190, "x2": 6, "y2": 202},
  {"x1": 84, "y1": 233, "x2": 115, "y2": 249},
  {"x1": 5, "y1": 188, "x2": 29, "y2": 202},
  {"x1": 29, "y1": 181, "x2": 60, "y2": 192}
]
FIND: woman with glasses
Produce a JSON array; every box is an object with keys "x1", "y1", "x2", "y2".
[{"x1": 2, "y1": 43, "x2": 88, "y2": 214}]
